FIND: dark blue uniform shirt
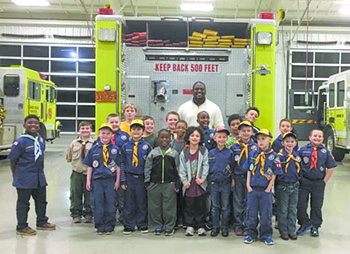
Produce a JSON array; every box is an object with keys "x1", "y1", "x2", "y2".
[
  {"x1": 272, "y1": 134, "x2": 299, "y2": 153},
  {"x1": 120, "y1": 138, "x2": 152, "y2": 185},
  {"x1": 112, "y1": 129, "x2": 129, "y2": 150},
  {"x1": 231, "y1": 139, "x2": 258, "y2": 175},
  {"x1": 276, "y1": 149, "x2": 301, "y2": 184},
  {"x1": 208, "y1": 147, "x2": 234, "y2": 182},
  {"x1": 299, "y1": 143, "x2": 337, "y2": 180},
  {"x1": 249, "y1": 147, "x2": 283, "y2": 188},
  {"x1": 203, "y1": 128, "x2": 216, "y2": 151},
  {"x1": 251, "y1": 124, "x2": 260, "y2": 142},
  {"x1": 8, "y1": 134, "x2": 46, "y2": 189},
  {"x1": 83, "y1": 141, "x2": 120, "y2": 180}
]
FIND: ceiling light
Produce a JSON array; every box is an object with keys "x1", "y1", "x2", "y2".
[
  {"x1": 12, "y1": 0, "x2": 50, "y2": 6},
  {"x1": 180, "y1": 3, "x2": 213, "y2": 12},
  {"x1": 339, "y1": 6, "x2": 350, "y2": 15}
]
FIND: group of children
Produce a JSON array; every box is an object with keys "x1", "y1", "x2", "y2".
[{"x1": 8, "y1": 104, "x2": 337, "y2": 246}]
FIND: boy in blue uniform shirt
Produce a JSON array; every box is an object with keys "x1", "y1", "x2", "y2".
[
  {"x1": 231, "y1": 121, "x2": 258, "y2": 236},
  {"x1": 244, "y1": 129, "x2": 282, "y2": 245},
  {"x1": 208, "y1": 127, "x2": 234, "y2": 237},
  {"x1": 297, "y1": 129, "x2": 336, "y2": 237},
  {"x1": 84, "y1": 123, "x2": 121, "y2": 235},
  {"x1": 197, "y1": 111, "x2": 216, "y2": 151},
  {"x1": 8, "y1": 115, "x2": 56, "y2": 235},
  {"x1": 272, "y1": 119, "x2": 298, "y2": 153},
  {"x1": 120, "y1": 119, "x2": 152, "y2": 234},
  {"x1": 276, "y1": 132, "x2": 301, "y2": 240}
]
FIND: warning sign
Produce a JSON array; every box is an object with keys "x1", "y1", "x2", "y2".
[{"x1": 154, "y1": 62, "x2": 221, "y2": 73}]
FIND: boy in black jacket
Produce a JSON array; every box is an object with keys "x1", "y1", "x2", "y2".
[{"x1": 144, "y1": 129, "x2": 180, "y2": 236}]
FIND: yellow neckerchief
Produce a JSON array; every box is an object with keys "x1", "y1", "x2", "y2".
[
  {"x1": 132, "y1": 141, "x2": 139, "y2": 167},
  {"x1": 278, "y1": 149, "x2": 300, "y2": 173},
  {"x1": 252, "y1": 148, "x2": 273, "y2": 176},
  {"x1": 237, "y1": 140, "x2": 251, "y2": 164},
  {"x1": 102, "y1": 143, "x2": 110, "y2": 168}
]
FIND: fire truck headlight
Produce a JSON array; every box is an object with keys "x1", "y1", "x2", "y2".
[
  {"x1": 256, "y1": 32, "x2": 272, "y2": 45},
  {"x1": 98, "y1": 28, "x2": 116, "y2": 42}
]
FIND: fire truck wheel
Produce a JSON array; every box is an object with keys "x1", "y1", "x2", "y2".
[
  {"x1": 325, "y1": 128, "x2": 345, "y2": 162},
  {"x1": 38, "y1": 122, "x2": 47, "y2": 140}
]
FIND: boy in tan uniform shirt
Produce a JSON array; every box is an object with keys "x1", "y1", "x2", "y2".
[{"x1": 66, "y1": 121, "x2": 95, "y2": 223}]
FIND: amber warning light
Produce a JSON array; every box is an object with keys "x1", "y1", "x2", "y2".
[{"x1": 98, "y1": 4, "x2": 114, "y2": 15}]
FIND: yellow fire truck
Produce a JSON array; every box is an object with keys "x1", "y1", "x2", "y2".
[
  {"x1": 94, "y1": 14, "x2": 276, "y2": 136},
  {"x1": 316, "y1": 70, "x2": 350, "y2": 161},
  {"x1": 0, "y1": 66, "x2": 58, "y2": 150}
]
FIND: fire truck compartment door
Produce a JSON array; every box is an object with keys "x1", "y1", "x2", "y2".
[{"x1": 125, "y1": 76, "x2": 151, "y2": 116}]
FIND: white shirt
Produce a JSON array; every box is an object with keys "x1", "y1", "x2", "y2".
[{"x1": 177, "y1": 98, "x2": 224, "y2": 129}]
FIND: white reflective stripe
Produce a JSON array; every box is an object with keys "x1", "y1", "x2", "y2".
[
  {"x1": 44, "y1": 123, "x2": 55, "y2": 130},
  {"x1": 336, "y1": 130, "x2": 347, "y2": 137}
]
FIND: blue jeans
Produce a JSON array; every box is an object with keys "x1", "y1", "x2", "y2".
[
  {"x1": 232, "y1": 174, "x2": 247, "y2": 231},
  {"x1": 210, "y1": 181, "x2": 231, "y2": 229},
  {"x1": 276, "y1": 182, "x2": 299, "y2": 235},
  {"x1": 246, "y1": 187, "x2": 273, "y2": 240}
]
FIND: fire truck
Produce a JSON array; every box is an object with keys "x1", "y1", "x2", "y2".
[
  {"x1": 0, "y1": 66, "x2": 58, "y2": 150},
  {"x1": 316, "y1": 70, "x2": 350, "y2": 161},
  {"x1": 94, "y1": 13, "x2": 276, "y2": 135}
]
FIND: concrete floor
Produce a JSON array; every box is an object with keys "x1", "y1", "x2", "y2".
[{"x1": 1, "y1": 135, "x2": 350, "y2": 254}]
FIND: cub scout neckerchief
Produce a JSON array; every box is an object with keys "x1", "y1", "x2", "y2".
[
  {"x1": 159, "y1": 146, "x2": 172, "y2": 157},
  {"x1": 132, "y1": 141, "x2": 139, "y2": 167},
  {"x1": 310, "y1": 147, "x2": 318, "y2": 170},
  {"x1": 237, "y1": 141, "x2": 249, "y2": 164},
  {"x1": 252, "y1": 148, "x2": 274, "y2": 176},
  {"x1": 21, "y1": 133, "x2": 42, "y2": 161},
  {"x1": 103, "y1": 143, "x2": 110, "y2": 168},
  {"x1": 278, "y1": 149, "x2": 300, "y2": 173}
]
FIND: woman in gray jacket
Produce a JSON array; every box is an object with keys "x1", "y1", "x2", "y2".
[{"x1": 179, "y1": 126, "x2": 209, "y2": 237}]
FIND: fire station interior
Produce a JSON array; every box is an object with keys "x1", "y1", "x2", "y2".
[{"x1": 0, "y1": 0, "x2": 350, "y2": 253}]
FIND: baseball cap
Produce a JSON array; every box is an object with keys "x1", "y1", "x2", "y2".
[
  {"x1": 99, "y1": 123, "x2": 113, "y2": 132},
  {"x1": 282, "y1": 132, "x2": 297, "y2": 141},
  {"x1": 215, "y1": 126, "x2": 230, "y2": 135},
  {"x1": 130, "y1": 119, "x2": 145, "y2": 130},
  {"x1": 256, "y1": 129, "x2": 273, "y2": 138},
  {"x1": 238, "y1": 120, "x2": 253, "y2": 130}
]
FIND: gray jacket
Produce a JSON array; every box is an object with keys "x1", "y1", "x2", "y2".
[{"x1": 179, "y1": 145, "x2": 209, "y2": 194}]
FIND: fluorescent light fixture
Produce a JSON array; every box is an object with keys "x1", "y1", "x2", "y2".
[
  {"x1": 180, "y1": 3, "x2": 213, "y2": 12},
  {"x1": 339, "y1": 5, "x2": 350, "y2": 15},
  {"x1": 70, "y1": 52, "x2": 77, "y2": 58},
  {"x1": 12, "y1": 0, "x2": 50, "y2": 6}
]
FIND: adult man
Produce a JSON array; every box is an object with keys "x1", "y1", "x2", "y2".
[{"x1": 178, "y1": 81, "x2": 224, "y2": 128}]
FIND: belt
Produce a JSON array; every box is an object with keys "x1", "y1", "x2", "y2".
[
  {"x1": 127, "y1": 172, "x2": 143, "y2": 178},
  {"x1": 278, "y1": 181, "x2": 299, "y2": 189},
  {"x1": 211, "y1": 178, "x2": 231, "y2": 184}
]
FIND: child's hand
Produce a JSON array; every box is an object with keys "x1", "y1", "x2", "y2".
[
  {"x1": 247, "y1": 186, "x2": 253, "y2": 193},
  {"x1": 231, "y1": 179, "x2": 235, "y2": 189},
  {"x1": 175, "y1": 188, "x2": 179, "y2": 193},
  {"x1": 195, "y1": 178, "x2": 205, "y2": 185},
  {"x1": 86, "y1": 182, "x2": 91, "y2": 191},
  {"x1": 110, "y1": 167, "x2": 117, "y2": 173},
  {"x1": 184, "y1": 182, "x2": 191, "y2": 189},
  {"x1": 266, "y1": 175, "x2": 272, "y2": 181},
  {"x1": 114, "y1": 181, "x2": 119, "y2": 190},
  {"x1": 121, "y1": 185, "x2": 127, "y2": 190}
]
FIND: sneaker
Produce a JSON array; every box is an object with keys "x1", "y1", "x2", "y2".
[
  {"x1": 123, "y1": 228, "x2": 133, "y2": 235},
  {"x1": 244, "y1": 236, "x2": 254, "y2": 244},
  {"x1": 72, "y1": 217, "x2": 82, "y2": 223},
  {"x1": 37, "y1": 222, "x2": 56, "y2": 231},
  {"x1": 235, "y1": 231, "x2": 243, "y2": 236},
  {"x1": 289, "y1": 234, "x2": 298, "y2": 240},
  {"x1": 84, "y1": 215, "x2": 93, "y2": 223},
  {"x1": 264, "y1": 237, "x2": 275, "y2": 245},
  {"x1": 16, "y1": 227, "x2": 37, "y2": 236},
  {"x1": 280, "y1": 234, "x2": 289, "y2": 240},
  {"x1": 310, "y1": 227, "x2": 319, "y2": 237},
  {"x1": 105, "y1": 231, "x2": 113, "y2": 235},
  {"x1": 154, "y1": 227, "x2": 162, "y2": 236},
  {"x1": 185, "y1": 226, "x2": 194, "y2": 236},
  {"x1": 96, "y1": 231, "x2": 104, "y2": 235},
  {"x1": 297, "y1": 225, "x2": 312, "y2": 236},
  {"x1": 210, "y1": 228, "x2": 220, "y2": 237},
  {"x1": 221, "y1": 228, "x2": 229, "y2": 237},
  {"x1": 140, "y1": 227, "x2": 148, "y2": 234},
  {"x1": 165, "y1": 229, "x2": 175, "y2": 236},
  {"x1": 198, "y1": 228, "x2": 206, "y2": 236}
]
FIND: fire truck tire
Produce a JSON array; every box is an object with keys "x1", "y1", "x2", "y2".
[
  {"x1": 324, "y1": 128, "x2": 345, "y2": 162},
  {"x1": 38, "y1": 122, "x2": 47, "y2": 140}
]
